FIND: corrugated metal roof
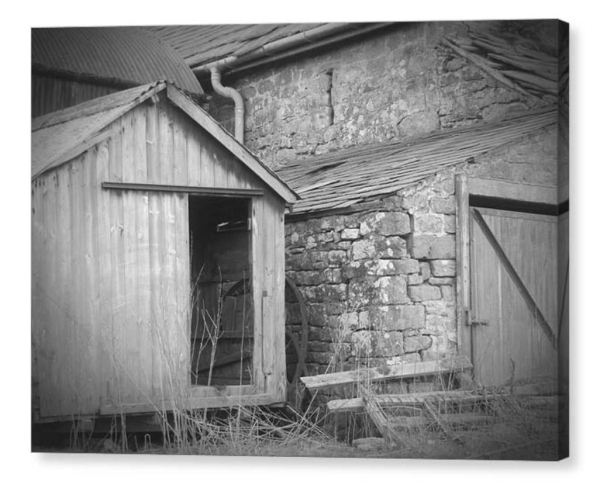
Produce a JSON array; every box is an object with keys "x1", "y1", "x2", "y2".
[
  {"x1": 144, "y1": 23, "x2": 329, "y2": 68},
  {"x1": 276, "y1": 108, "x2": 557, "y2": 215},
  {"x1": 32, "y1": 27, "x2": 204, "y2": 95}
]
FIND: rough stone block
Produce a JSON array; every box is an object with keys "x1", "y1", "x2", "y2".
[
  {"x1": 443, "y1": 215, "x2": 456, "y2": 234},
  {"x1": 440, "y1": 177, "x2": 455, "y2": 195},
  {"x1": 316, "y1": 231, "x2": 335, "y2": 243},
  {"x1": 378, "y1": 212, "x2": 411, "y2": 236},
  {"x1": 323, "y1": 268, "x2": 343, "y2": 283},
  {"x1": 364, "y1": 259, "x2": 400, "y2": 276},
  {"x1": 396, "y1": 259, "x2": 420, "y2": 274},
  {"x1": 414, "y1": 213, "x2": 444, "y2": 234},
  {"x1": 339, "y1": 312, "x2": 359, "y2": 329},
  {"x1": 410, "y1": 235, "x2": 435, "y2": 259},
  {"x1": 408, "y1": 274, "x2": 424, "y2": 285},
  {"x1": 375, "y1": 236, "x2": 407, "y2": 258},
  {"x1": 408, "y1": 284, "x2": 442, "y2": 302},
  {"x1": 423, "y1": 314, "x2": 453, "y2": 336},
  {"x1": 328, "y1": 250, "x2": 348, "y2": 266},
  {"x1": 319, "y1": 218, "x2": 335, "y2": 231},
  {"x1": 372, "y1": 304, "x2": 425, "y2": 331},
  {"x1": 376, "y1": 331, "x2": 404, "y2": 356},
  {"x1": 403, "y1": 335, "x2": 433, "y2": 353},
  {"x1": 430, "y1": 259, "x2": 456, "y2": 277},
  {"x1": 375, "y1": 275, "x2": 409, "y2": 305},
  {"x1": 294, "y1": 271, "x2": 324, "y2": 286},
  {"x1": 351, "y1": 330, "x2": 376, "y2": 356},
  {"x1": 429, "y1": 277, "x2": 455, "y2": 286},
  {"x1": 341, "y1": 228, "x2": 360, "y2": 240},
  {"x1": 441, "y1": 285, "x2": 455, "y2": 301},
  {"x1": 420, "y1": 262, "x2": 431, "y2": 280},
  {"x1": 336, "y1": 241, "x2": 352, "y2": 251},
  {"x1": 429, "y1": 235, "x2": 456, "y2": 259},
  {"x1": 351, "y1": 239, "x2": 376, "y2": 260},
  {"x1": 430, "y1": 196, "x2": 456, "y2": 214},
  {"x1": 423, "y1": 300, "x2": 456, "y2": 317}
]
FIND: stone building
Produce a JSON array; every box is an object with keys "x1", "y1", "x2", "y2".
[{"x1": 153, "y1": 20, "x2": 568, "y2": 390}]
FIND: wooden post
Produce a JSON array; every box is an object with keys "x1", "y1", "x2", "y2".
[{"x1": 455, "y1": 174, "x2": 471, "y2": 365}]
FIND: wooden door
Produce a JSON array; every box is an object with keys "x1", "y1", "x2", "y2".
[{"x1": 469, "y1": 207, "x2": 559, "y2": 386}]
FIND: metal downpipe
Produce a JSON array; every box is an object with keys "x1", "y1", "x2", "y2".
[{"x1": 210, "y1": 66, "x2": 245, "y2": 144}]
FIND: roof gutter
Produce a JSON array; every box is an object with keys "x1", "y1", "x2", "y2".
[{"x1": 192, "y1": 22, "x2": 395, "y2": 75}]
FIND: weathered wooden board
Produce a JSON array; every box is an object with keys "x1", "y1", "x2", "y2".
[{"x1": 301, "y1": 356, "x2": 472, "y2": 392}]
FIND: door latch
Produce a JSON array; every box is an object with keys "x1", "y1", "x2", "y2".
[{"x1": 465, "y1": 310, "x2": 490, "y2": 327}]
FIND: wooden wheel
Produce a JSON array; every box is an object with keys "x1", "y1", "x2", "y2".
[{"x1": 221, "y1": 276, "x2": 309, "y2": 408}]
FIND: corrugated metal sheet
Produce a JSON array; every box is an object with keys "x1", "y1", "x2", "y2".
[
  {"x1": 32, "y1": 27, "x2": 203, "y2": 95},
  {"x1": 276, "y1": 108, "x2": 557, "y2": 215},
  {"x1": 144, "y1": 24, "x2": 327, "y2": 68}
]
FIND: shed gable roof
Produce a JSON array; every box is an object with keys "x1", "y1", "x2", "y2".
[
  {"x1": 276, "y1": 107, "x2": 556, "y2": 215},
  {"x1": 32, "y1": 27, "x2": 204, "y2": 95},
  {"x1": 32, "y1": 81, "x2": 297, "y2": 204}
]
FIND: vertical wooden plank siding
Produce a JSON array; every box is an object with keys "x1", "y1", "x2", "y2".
[
  {"x1": 271, "y1": 195, "x2": 287, "y2": 401},
  {"x1": 186, "y1": 122, "x2": 202, "y2": 186},
  {"x1": 53, "y1": 161, "x2": 73, "y2": 417},
  {"x1": 94, "y1": 140, "x2": 114, "y2": 411},
  {"x1": 146, "y1": 102, "x2": 159, "y2": 184},
  {"x1": 262, "y1": 195, "x2": 275, "y2": 389},
  {"x1": 120, "y1": 114, "x2": 143, "y2": 401},
  {"x1": 172, "y1": 108, "x2": 189, "y2": 187},
  {"x1": 133, "y1": 107, "x2": 152, "y2": 397},
  {"x1": 83, "y1": 148, "x2": 100, "y2": 412},
  {"x1": 158, "y1": 100, "x2": 174, "y2": 185},
  {"x1": 251, "y1": 197, "x2": 264, "y2": 390},
  {"x1": 455, "y1": 174, "x2": 470, "y2": 357}
]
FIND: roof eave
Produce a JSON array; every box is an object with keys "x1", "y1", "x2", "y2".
[{"x1": 191, "y1": 22, "x2": 395, "y2": 76}]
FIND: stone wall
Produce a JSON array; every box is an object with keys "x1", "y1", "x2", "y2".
[
  {"x1": 285, "y1": 171, "x2": 458, "y2": 381},
  {"x1": 466, "y1": 125, "x2": 558, "y2": 188},
  {"x1": 209, "y1": 21, "x2": 556, "y2": 169}
]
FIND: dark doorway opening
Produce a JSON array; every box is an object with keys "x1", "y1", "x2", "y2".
[{"x1": 188, "y1": 195, "x2": 254, "y2": 386}]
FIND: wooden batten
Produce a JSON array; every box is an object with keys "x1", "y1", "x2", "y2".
[{"x1": 455, "y1": 174, "x2": 471, "y2": 357}]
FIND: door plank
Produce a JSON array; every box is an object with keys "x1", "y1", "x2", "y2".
[{"x1": 471, "y1": 208, "x2": 557, "y2": 350}]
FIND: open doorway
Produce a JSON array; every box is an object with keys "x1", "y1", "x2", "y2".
[{"x1": 188, "y1": 195, "x2": 254, "y2": 386}]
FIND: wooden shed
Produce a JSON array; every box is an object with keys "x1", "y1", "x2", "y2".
[{"x1": 31, "y1": 81, "x2": 297, "y2": 424}]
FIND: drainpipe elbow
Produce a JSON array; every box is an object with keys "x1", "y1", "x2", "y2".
[{"x1": 210, "y1": 66, "x2": 245, "y2": 144}]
